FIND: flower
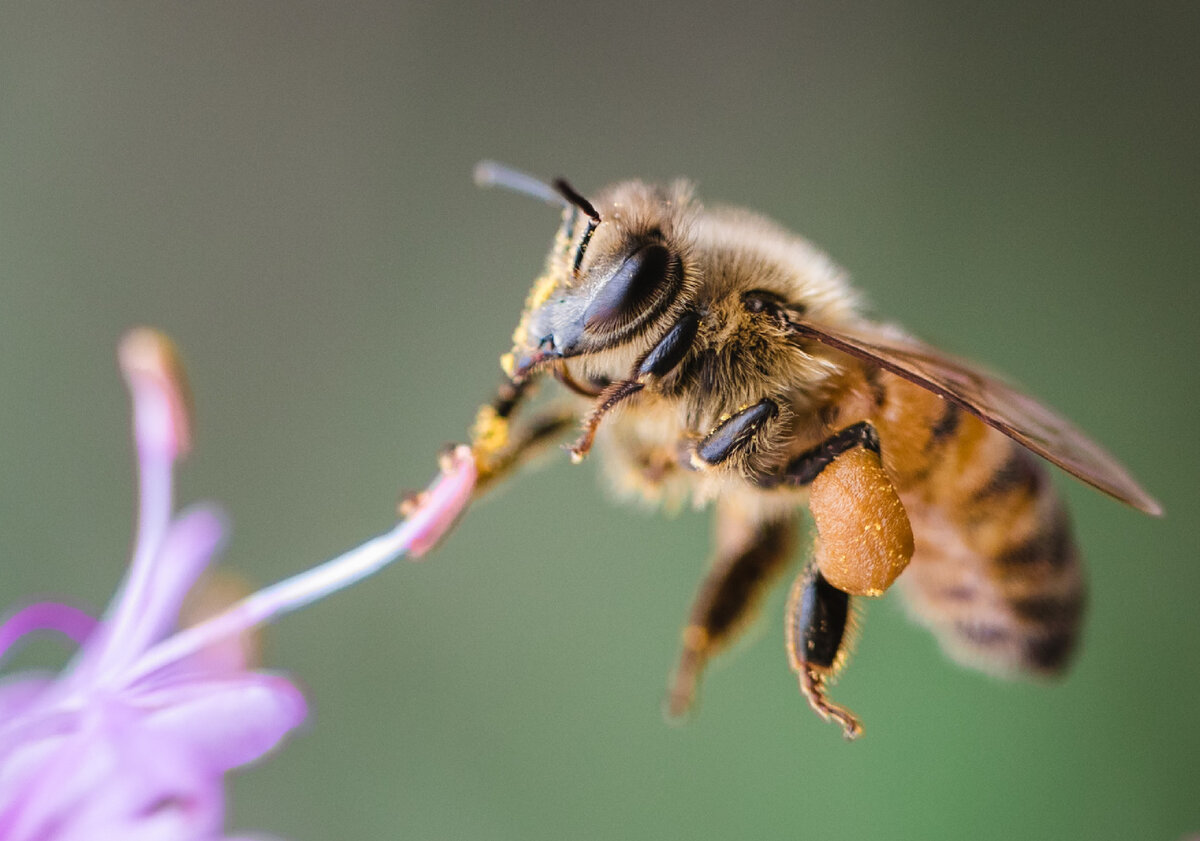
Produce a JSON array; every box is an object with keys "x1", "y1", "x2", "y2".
[{"x1": 0, "y1": 329, "x2": 477, "y2": 841}]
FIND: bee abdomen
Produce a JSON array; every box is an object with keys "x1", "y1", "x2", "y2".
[{"x1": 899, "y1": 425, "x2": 1087, "y2": 678}]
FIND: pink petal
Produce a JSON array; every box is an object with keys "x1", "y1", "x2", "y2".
[
  {"x1": 114, "y1": 506, "x2": 229, "y2": 668},
  {"x1": 52, "y1": 738, "x2": 223, "y2": 841},
  {"x1": 135, "y1": 673, "x2": 308, "y2": 773},
  {"x1": 0, "y1": 716, "x2": 125, "y2": 841},
  {"x1": 70, "y1": 506, "x2": 226, "y2": 688},
  {"x1": 0, "y1": 703, "x2": 79, "y2": 776},
  {"x1": 0, "y1": 603, "x2": 97, "y2": 662},
  {"x1": 0, "y1": 701, "x2": 224, "y2": 841},
  {"x1": 0, "y1": 675, "x2": 53, "y2": 720}
]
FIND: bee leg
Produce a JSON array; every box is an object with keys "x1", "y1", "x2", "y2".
[
  {"x1": 569, "y1": 311, "x2": 702, "y2": 462},
  {"x1": 692, "y1": 398, "x2": 780, "y2": 467},
  {"x1": 666, "y1": 500, "x2": 795, "y2": 719},
  {"x1": 767, "y1": 419, "x2": 914, "y2": 598},
  {"x1": 568, "y1": 379, "x2": 644, "y2": 462},
  {"x1": 474, "y1": 409, "x2": 579, "y2": 495},
  {"x1": 469, "y1": 376, "x2": 578, "y2": 494},
  {"x1": 775, "y1": 420, "x2": 880, "y2": 486},
  {"x1": 786, "y1": 563, "x2": 863, "y2": 739}
]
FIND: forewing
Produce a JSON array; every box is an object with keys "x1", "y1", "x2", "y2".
[{"x1": 786, "y1": 319, "x2": 1162, "y2": 516}]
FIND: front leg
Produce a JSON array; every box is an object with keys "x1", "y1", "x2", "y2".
[
  {"x1": 399, "y1": 377, "x2": 577, "y2": 543},
  {"x1": 469, "y1": 376, "x2": 578, "y2": 494}
]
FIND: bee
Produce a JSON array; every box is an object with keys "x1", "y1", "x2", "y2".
[{"x1": 462, "y1": 161, "x2": 1161, "y2": 738}]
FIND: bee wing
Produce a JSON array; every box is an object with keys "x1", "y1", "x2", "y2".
[{"x1": 786, "y1": 319, "x2": 1162, "y2": 516}]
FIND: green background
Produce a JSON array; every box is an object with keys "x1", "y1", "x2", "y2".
[{"x1": 1, "y1": 3, "x2": 1196, "y2": 839}]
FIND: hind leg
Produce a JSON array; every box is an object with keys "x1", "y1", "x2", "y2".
[{"x1": 785, "y1": 561, "x2": 863, "y2": 739}]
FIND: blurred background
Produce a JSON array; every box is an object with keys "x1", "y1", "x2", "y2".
[{"x1": 1, "y1": 2, "x2": 1196, "y2": 839}]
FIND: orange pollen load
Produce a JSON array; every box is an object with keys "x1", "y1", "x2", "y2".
[{"x1": 808, "y1": 446, "x2": 914, "y2": 597}]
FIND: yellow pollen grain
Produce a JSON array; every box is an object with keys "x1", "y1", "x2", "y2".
[
  {"x1": 470, "y1": 405, "x2": 509, "y2": 461},
  {"x1": 499, "y1": 352, "x2": 516, "y2": 378}
]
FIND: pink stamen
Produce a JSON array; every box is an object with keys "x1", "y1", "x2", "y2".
[
  {"x1": 72, "y1": 329, "x2": 192, "y2": 684},
  {"x1": 120, "y1": 447, "x2": 477, "y2": 688}
]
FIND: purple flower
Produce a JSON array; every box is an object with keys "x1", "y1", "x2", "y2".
[{"x1": 0, "y1": 329, "x2": 477, "y2": 841}]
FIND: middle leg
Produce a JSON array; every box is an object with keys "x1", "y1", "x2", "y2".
[{"x1": 666, "y1": 496, "x2": 796, "y2": 719}]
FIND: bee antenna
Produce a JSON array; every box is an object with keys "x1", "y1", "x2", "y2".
[
  {"x1": 552, "y1": 177, "x2": 602, "y2": 274},
  {"x1": 473, "y1": 160, "x2": 567, "y2": 209},
  {"x1": 551, "y1": 178, "x2": 601, "y2": 224},
  {"x1": 473, "y1": 162, "x2": 603, "y2": 276}
]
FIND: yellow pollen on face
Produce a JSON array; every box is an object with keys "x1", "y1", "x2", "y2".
[
  {"x1": 509, "y1": 320, "x2": 528, "y2": 348},
  {"x1": 499, "y1": 352, "x2": 516, "y2": 378},
  {"x1": 526, "y1": 270, "x2": 560, "y2": 312}
]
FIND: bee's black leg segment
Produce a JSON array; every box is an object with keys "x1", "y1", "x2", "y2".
[
  {"x1": 638, "y1": 310, "x2": 701, "y2": 379},
  {"x1": 786, "y1": 564, "x2": 863, "y2": 739},
  {"x1": 491, "y1": 376, "x2": 532, "y2": 420},
  {"x1": 694, "y1": 399, "x2": 780, "y2": 466},
  {"x1": 666, "y1": 505, "x2": 796, "y2": 720},
  {"x1": 771, "y1": 420, "x2": 880, "y2": 487}
]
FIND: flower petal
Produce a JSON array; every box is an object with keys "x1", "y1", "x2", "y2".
[
  {"x1": 134, "y1": 673, "x2": 307, "y2": 773},
  {"x1": 65, "y1": 331, "x2": 196, "y2": 688},
  {"x1": 0, "y1": 705, "x2": 75, "y2": 794},
  {"x1": 70, "y1": 506, "x2": 227, "y2": 690},
  {"x1": 0, "y1": 675, "x2": 53, "y2": 721},
  {"x1": 0, "y1": 602, "x2": 97, "y2": 663},
  {"x1": 1, "y1": 700, "x2": 224, "y2": 841},
  {"x1": 51, "y1": 752, "x2": 222, "y2": 841}
]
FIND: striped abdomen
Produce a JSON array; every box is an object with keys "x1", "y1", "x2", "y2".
[{"x1": 874, "y1": 374, "x2": 1085, "y2": 676}]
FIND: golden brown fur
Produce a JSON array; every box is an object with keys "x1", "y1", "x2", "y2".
[{"x1": 468, "y1": 171, "x2": 1154, "y2": 734}]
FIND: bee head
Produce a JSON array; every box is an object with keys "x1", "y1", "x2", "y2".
[{"x1": 474, "y1": 163, "x2": 693, "y2": 379}]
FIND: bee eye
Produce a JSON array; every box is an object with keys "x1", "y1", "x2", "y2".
[{"x1": 583, "y1": 243, "x2": 673, "y2": 331}]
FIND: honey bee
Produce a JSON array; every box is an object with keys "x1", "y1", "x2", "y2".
[{"x1": 461, "y1": 161, "x2": 1161, "y2": 738}]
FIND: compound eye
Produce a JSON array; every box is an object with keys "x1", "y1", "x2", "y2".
[{"x1": 583, "y1": 243, "x2": 673, "y2": 332}]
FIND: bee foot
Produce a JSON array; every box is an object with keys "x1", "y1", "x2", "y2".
[
  {"x1": 664, "y1": 635, "x2": 708, "y2": 722},
  {"x1": 798, "y1": 668, "x2": 863, "y2": 740}
]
